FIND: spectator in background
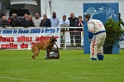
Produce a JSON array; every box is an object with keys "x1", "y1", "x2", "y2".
[
  {"x1": 68, "y1": 13, "x2": 78, "y2": 27},
  {"x1": 76, "y1": 16, "x2": 84, "y2": 27},
  {"x1": 10, "y1": 13, "x2": 22, "y2": 27},
  {"x1": 33, "y1": 13, "x2": 42, "y2": 27},
  {"x1": 50, "y1": 12, "x2": 59, "y2": 27},
  {"x1": 40, "y1": 14, "x2": 51, "y2": 27},
  {"x1": 118, "y1": 13, "x2": 124, "y2": 49},
  {"x1": 119, "y1": 13, "x2": 124, "y2": 27},
  {"x1": 59, "y1": 15, "x2": 70, "y2": 27},
  {"x1": 59, "y1": 15, "x2": 70, "y2": 47},
  {"x1": 0, "y1": 15, "x2": 8, "y2": 28},
  {"x1": 75, "y1": 15, "x2": 84, "y2": 47},
  {"x1": 0, "y1": 12, "x2": 5, "y2": 18},
  {"x1": 68, "y1": 13, "x2": 78, "y2": 46},
  {"x1": 21, "y1": 13, "x2": 34, "y2": 27},
  {"x1": 29, "y1": 15, "x2": 34, "y2": 26}
]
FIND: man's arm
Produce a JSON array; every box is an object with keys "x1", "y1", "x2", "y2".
[
  {"x1": 46, "y1": 19, "x2": 51, "y2": 27},
  {"x1": 87, "y1": 21, "x2": 95, "y2": 40}
]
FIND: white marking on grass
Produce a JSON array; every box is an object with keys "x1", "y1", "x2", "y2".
[
  {"x1": 22, "y1": 75, "x2": 88, "y2": 79},
  {"x1": 0, "y1": 76, "x2": 43, "y2": 82},
  {"x1": 23, "y1": 76, "x2": 53, "y2": 78},
  {"x1": 68, "y1": 75, "x2": 88, "y2": 79},
  {"x1": 113, "y1": 58, "x2": 118, "y2": 60}
]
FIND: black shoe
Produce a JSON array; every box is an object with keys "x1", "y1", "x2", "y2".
[
  {"x1": 91, "y1": 58, "x2": 97, "y2": 60},
  {"x1": 97, "y1": 55, "x2": 104, "y2": 60}
]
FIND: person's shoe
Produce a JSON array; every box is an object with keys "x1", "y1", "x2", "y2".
[
  {"x1": 90, "y1": 58, "x2": 97, "y2": 60},
  {"x1": 97, "y1": 54, "x2": 104, "y2": 60}
]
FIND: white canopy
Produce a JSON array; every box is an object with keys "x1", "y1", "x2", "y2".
[
  {"x1": 10, "y1": 0, "x2": 37, "y2": 5},
  {"x1": 40, "y1": 0, "x2": 51, "y2": 18}
]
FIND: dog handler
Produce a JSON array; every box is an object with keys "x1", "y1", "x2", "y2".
[{"x1": 85, "y1": 14, "x2": 106, "y2": 60}]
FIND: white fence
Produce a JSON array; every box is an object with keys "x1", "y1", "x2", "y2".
[{"x1": 60, "y1": 27, "x2": 84, "y2": 49}]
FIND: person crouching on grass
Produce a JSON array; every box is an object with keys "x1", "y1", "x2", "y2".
[{"x1": 85, "y1": 14, "x2": 106, "y2": 60}]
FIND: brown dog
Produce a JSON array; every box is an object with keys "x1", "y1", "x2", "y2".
[{"x1": 31, "y1": 36, "x2": 57, "y2": 59}]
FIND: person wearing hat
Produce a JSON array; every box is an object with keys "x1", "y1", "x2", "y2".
[{"x1": 85, "y1": 14, "x2": 106, "y2": 60}]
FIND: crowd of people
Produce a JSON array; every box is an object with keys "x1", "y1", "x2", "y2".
[
  {"x1": 0, "y1": 12, "x2": 84, "y2": 47},
  {"x1": 0, "y1": 12, "x2": 84, "y2": 28}
]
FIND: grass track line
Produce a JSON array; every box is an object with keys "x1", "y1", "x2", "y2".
[{"x1": 0, "y1": 76, "x2": 42, "y2": 82}]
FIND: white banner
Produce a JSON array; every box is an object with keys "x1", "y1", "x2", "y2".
[{"x1": 0, "y1": 27, "x2": 60, "y2": 50}]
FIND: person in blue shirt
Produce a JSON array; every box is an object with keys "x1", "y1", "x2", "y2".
[{"x1": 50, "y1": 12, "x2": 59, "y2": 27}]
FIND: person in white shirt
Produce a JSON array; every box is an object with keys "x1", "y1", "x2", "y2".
[
  {"x1": 59, "y1": 15, "x2": 70, "y2": 27},
  {"x1": 85, "y1": 14, "x2": 106, "y2": 60},
  {"x1": 50, "y1": 12, "x2": 59, "y2": 27},
  {"x1": 59, "y1": 15, "x2": 70, "y2": 48},
  {"x1": 32, "y1": 13, "x2": 42, "y2": 27}
]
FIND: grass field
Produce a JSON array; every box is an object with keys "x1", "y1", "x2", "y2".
[{"x1": 0, "y1": 50, "x2": 124, "y2": 82}]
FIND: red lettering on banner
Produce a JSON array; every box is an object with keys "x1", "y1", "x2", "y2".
[
  {"x1": 20, "y1": 43, "x2": 28, "y2": 48},
  {"x1": 35, "y1": 36, "x2": 50, "y2": 42},
  {"x1": 1, "y1": 43, "x2": 17, "y2": 49},
  {"x1": 54, "y1": 36, "x2": 59, "y2": 38},
  {"x1": 0, "y1": 36, "x2": 14, "y2": 42},
  {"x1": 35, "y1": 37, "x2": 39, "y2": 41},
  {"x1": 17, "y1": 36, "x2": 32, "y2": 42},
  {"x1": 31, "y1": 42, "x2": 36, "y2": 45}
]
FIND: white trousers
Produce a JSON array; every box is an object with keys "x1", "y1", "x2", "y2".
[{"x1": 90, "y1": 33, "x2": 106, "y2": 59}]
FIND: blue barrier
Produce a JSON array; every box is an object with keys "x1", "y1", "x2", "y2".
[{"x1": 83, "y1": 3, "x2": 119, "y2": 54}]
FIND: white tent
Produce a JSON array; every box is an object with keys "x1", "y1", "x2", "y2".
[
  {"x1": 10, "y1": 0, "x2": 37, "y2": 5},
  {"x1": 40, "y1": 0, "x2": 51, "y2": 18}
]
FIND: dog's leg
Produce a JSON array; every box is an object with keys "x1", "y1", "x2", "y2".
[
  {"x1": 32, "y1": 47, "x2": 40, "y2": 59},
  {"x1": 32, "y1": 55, "x2": 36, "y2": 59},
  {"x1": 37, "y1": 49, "x2": 40, "y2": 56}
]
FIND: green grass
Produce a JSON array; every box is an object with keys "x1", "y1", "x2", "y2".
[{"x1": 0, "y1": 50, "x2": 124, "y2": 82}]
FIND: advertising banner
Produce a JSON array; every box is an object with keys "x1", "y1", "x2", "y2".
[{"x1": 0, "y1": 27, "x2": 60, "y2": 50}]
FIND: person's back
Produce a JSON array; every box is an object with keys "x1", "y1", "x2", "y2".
[{"x1": 88, "y1": 19, "x2": 105, "y2": 33}]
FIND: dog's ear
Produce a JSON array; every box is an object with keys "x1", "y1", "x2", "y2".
[{"x1": 50, "y1": 36, "x2": 53, "y2": 40}]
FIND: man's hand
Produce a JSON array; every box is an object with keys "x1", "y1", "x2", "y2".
[{"x1": 89, "y1": 31, "x2": 94, "y2": 39}]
